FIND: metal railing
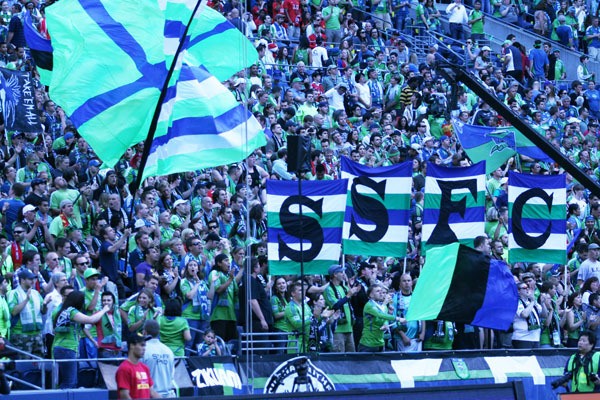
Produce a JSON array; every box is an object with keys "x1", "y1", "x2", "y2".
[{"x1": 239, "y1": 330, "x2": 298, "y2": 353}]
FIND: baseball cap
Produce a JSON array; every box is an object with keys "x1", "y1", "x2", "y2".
[
  {"x1": 481, "y1": 46, "x2": 491, "y2": 52},
  {"x1": 589, "y1": 243, "x2": 600, "y2": 250},
  {"x1": 173, "y1": 199, "x2": 188, "y2": 208},
  {"x1": 22, "y1": 204, "x2": 37, "y2": 213},
  {"x1": 328, "y1": 265, "x2": 344, "y2": 276},
  {"x1": 83, "y1": 268, "x2": 100, "y2": 279},
  {"x1": 18, "y1": 268, "x2": 36, "y2": 280},
  {"x1": 88, "y1": 159, "x2": 101, "y2": 168},
  {"x1": 503, "y1": 39, "x2": 512, "y2": 46}
]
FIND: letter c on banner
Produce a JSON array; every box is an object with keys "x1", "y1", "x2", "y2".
[{"x1": 512, "y1": 188, "x2": 553, "y2": 249}]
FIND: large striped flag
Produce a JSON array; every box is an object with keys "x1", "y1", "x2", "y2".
[
  {"x1": 422, "y1": 162, "x2": 486, "y2": 250},
  {"x1": 267, "y1": 179, "x2": 347, "y2": 275},
  {"x1": 508, "y1": 171, "x2": 567, "y2": 264},
  {"x1": 45, "y1": 0, "x2": 260, "y2": 168},
  {"x1": 340, "y1": 157, "x2": 412, "y2": 257},
  {"x1": 406, "y1": 243, "x2": 518, "y2": 330}
]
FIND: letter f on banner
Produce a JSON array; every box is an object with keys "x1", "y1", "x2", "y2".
[{"x1": 422, "y1": 162, "x2": 486, "y2": 250}]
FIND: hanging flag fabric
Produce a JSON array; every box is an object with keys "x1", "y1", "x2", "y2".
[
  {"x1": 422, "y1": 162, "x2": 486, "y2": 250},
  {"x1": 340, "y1": 157, "x2": 412, "y2": 257},
  {"x1": 508, "y1": 171, "x2": 567, "y2": 264},
  {"x1": 457, "y1": 124, "x2": 553, "y2": 172},
  {"x1": 161, "y1": 0, "x2": 258, "y2": 82},
  {"x1": 267, "y1": 179, "x2": 347, "y2": 276},
  {"x1": 456, "y1": 124, "x2": 517, "y2": 174},
  {"x1": 406, "y1": 243, "x2": 518, "y2": 331},
  {"x1": 23, "y1": 11, "x2": 53, "y2": 86},
  {"x1": 0, "y1": 68, "x2": 41, "y2": 133},
  {"x1": 45, "y1": 0, "x2": 258, "y2": 167},
  {"x1": 142, "y1": 62, "x2": 265, "y2": 179}
]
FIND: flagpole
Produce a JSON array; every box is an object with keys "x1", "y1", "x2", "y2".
[{"x1": 131, "y1": 0, "x2": 204, "y2": 198}]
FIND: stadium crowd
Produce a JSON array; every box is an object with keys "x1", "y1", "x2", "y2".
[{"x1": 2, "y1": 0, "x2": 600, "y2": 393}]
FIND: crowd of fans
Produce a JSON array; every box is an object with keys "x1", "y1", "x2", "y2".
[{"x1": 2, "y1": 0, "x2": 600, "y2": 392}]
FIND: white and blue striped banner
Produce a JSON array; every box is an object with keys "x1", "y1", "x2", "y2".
[
  {"x1": 341, "y1": 157, "x2": 412, "y2": 257},
  {"x1": 508, "y1": 172, "x2": 566, "y2": 264},
  {"x1": 267, "y1": 179, "x2": 347, "y2": 275},
  {"x1": 422, "y1": 162, "x2": 486, "y2": 250}
]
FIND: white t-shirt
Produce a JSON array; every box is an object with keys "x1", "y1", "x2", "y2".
[{"x1": 512, "y1": 299, "x2": 541, "y2": 342}]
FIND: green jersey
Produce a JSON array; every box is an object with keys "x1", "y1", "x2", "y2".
[
  {"x1": 360, "y1": 300, "x2": 396, "y2": 348},
  {"x1": 52, "y1": 306, "x2": 81, "y2": 353},
  {"x1": 157, "y1": 315, "x2": 189, "y2": 357},
  {"x1": 323, "y1": 283, "x2": 353, "y2": 333},
  {"x1": 209, "y1": 270, "x2": 238, "y2": 322}
]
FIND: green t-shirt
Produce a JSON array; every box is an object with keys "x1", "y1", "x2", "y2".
[
  {"x1": 49, "y1": 188, "x2": 84, "y2": 227},
  {"x1": 128, "y1": 305, "x2": 157, "y2": 335},
  {"x1": 181, "y1": 278, "x2": 210, "y2": 321},
  {"x1": 49, "y1": 214, "x2": 82, "y2": 239},
  {"x1": 52, "y1": 306, "x2": 80, "y2": 353},
  {"x1": 322, "y1": 6, "x2": 341, "y2": 30},
  {"x1": 469, "y1": 9, "x2": 484, "y2": 34},
  {"x1": 271, "y1": 295, "x2": 290, "y2": 332},
  {"x1": 360, "y1": 299, "x2": 396, "y2": 348},
  {"x1": 285, "y1": 300, "x2": 312, "y2": 353},
  {"x1": 158, "y1": 315, "x2": 189, "y2": 357},
  {"x1": 209, "y1": 270, "x2": 238, "y2": 322},
  {"x1": 323, "y1": 283, "x2": 353, "y2": 333},
  {"x1": 84, "y1": 287, "x2": 101, "y2": 337}
]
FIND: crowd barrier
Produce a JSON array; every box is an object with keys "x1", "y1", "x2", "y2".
[{"x1": 6, "y1": 348, "x2": 595, "y2": 399}]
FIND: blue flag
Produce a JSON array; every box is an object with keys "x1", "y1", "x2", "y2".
[
  {"x1": 458, "y1": 124, "x2": 553, "y2": 172},
  {"x1": 266, "y1": 179, "x2": 347, "y2": 275}
]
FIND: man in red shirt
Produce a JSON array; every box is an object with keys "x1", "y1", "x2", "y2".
[
  {"x1": 116, "y1": 334, "x2": 160, "y2": 399},
  {"x1": 282, "y1": 0, "x2": 301, "y2": 40}
]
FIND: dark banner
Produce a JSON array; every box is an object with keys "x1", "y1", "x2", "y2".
[
  {"x1": 188, "y1": 356, "x2": 243, "y2": 396},
  {"x1": 0, "y1": 68, "x2": 41, "y2": 133}
]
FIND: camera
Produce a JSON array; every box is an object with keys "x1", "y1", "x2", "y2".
[{"x1": 551, "y1": 372, "x2": 573, "y2": 389}]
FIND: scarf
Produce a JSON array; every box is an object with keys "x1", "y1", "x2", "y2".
[
  {"x1": 11, "y1": 242, "x2": 22, "y2": 268},
  {"x1": 13, "y1": 285, "x2": 42, "y2": 333},
  {"x1": 99, "y1": 309, "x2": 122, "y2": 348}
]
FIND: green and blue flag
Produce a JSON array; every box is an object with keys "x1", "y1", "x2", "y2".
[
  {"x1": 458, "y1": 124, "x2": 553, "y2": 174},
  {"x1": 406, "y1": 243, "x2": 518, "y2": 331},
  {"x1": 46, "y1": 0, "x2": 262, "y2": 172}
]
